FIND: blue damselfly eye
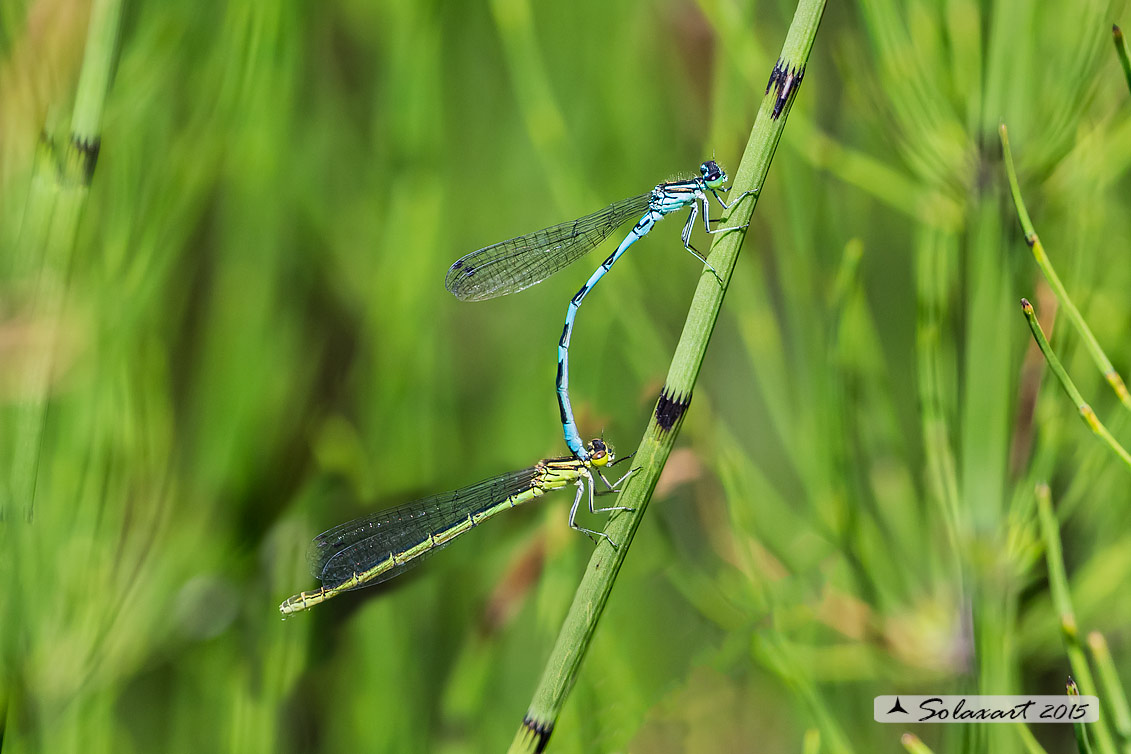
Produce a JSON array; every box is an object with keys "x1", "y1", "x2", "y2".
[{"x1": 701, "y1": 160, "x2": 723, "y2": 182}]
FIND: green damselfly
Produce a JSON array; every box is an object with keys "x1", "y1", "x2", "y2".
[{"x1": 280, "y1": 439, "x2": 633, "y2": 615}]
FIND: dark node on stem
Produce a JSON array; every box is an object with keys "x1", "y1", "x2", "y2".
[
  {"x1": 70, "y1": 135, "x2": 101, "y2": 184},
  {"x1": 654, "y1": 388, "x2": 691, "y2": 431},
  {"x1": 764, "y1": 58, "x2": 783, "y2": 94},
  {"x1": 37, "y1": 130, "x2": 61, "y2": 173},
  {"x1": 521, "y1": 715, "x2": 554, "y2": 754},
  {"x1": 765, "y1": 59, "x2": 806, "y2": 119},
  {"x1": 1025, "y1": 232, "x2": 1037, "y2": 247}
]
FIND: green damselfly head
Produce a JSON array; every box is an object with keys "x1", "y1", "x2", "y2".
[
  {"x1": 700, "y1": 160, "x2": 727, "y2": 189},
  {"x1": 585, "y1": 438, "x2": 612, "y2": 467}
]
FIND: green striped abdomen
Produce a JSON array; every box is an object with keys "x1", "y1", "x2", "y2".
[{"x1": 279, "y1": 460, "x2": 585, "y2": 615}]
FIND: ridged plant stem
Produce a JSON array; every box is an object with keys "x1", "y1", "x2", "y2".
[{"x1": 507, "y1": 2, "x2": 826, "y2": 750}]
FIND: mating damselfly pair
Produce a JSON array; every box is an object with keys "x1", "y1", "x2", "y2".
[{"x1": 280, "y1": 161, "x2": 752, "y2": 614}]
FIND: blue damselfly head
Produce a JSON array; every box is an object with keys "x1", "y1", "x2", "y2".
[{"x1": 700, "y1": 160, "x2": 727, "y2": 188}]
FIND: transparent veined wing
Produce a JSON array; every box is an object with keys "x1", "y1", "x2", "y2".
[
  {"x1": 445, "y1": 193, "x2": 652, "y2": 301},
  {"x1": 310, "y1": 466, "x2": 541, "y2": 590}
]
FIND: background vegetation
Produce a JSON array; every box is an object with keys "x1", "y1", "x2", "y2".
[{"x1": 2, "y1": 0, "x2": 1130, "y2": 752}]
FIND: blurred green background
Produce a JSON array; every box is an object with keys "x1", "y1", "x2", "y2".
[{"x1": 3, "y1": 0, "x2": 1131, "y2": 751}]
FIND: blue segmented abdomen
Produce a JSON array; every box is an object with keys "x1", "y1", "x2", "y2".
[{"x1": 556, "y1": 212, "x2": 659, "y2": 459}]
